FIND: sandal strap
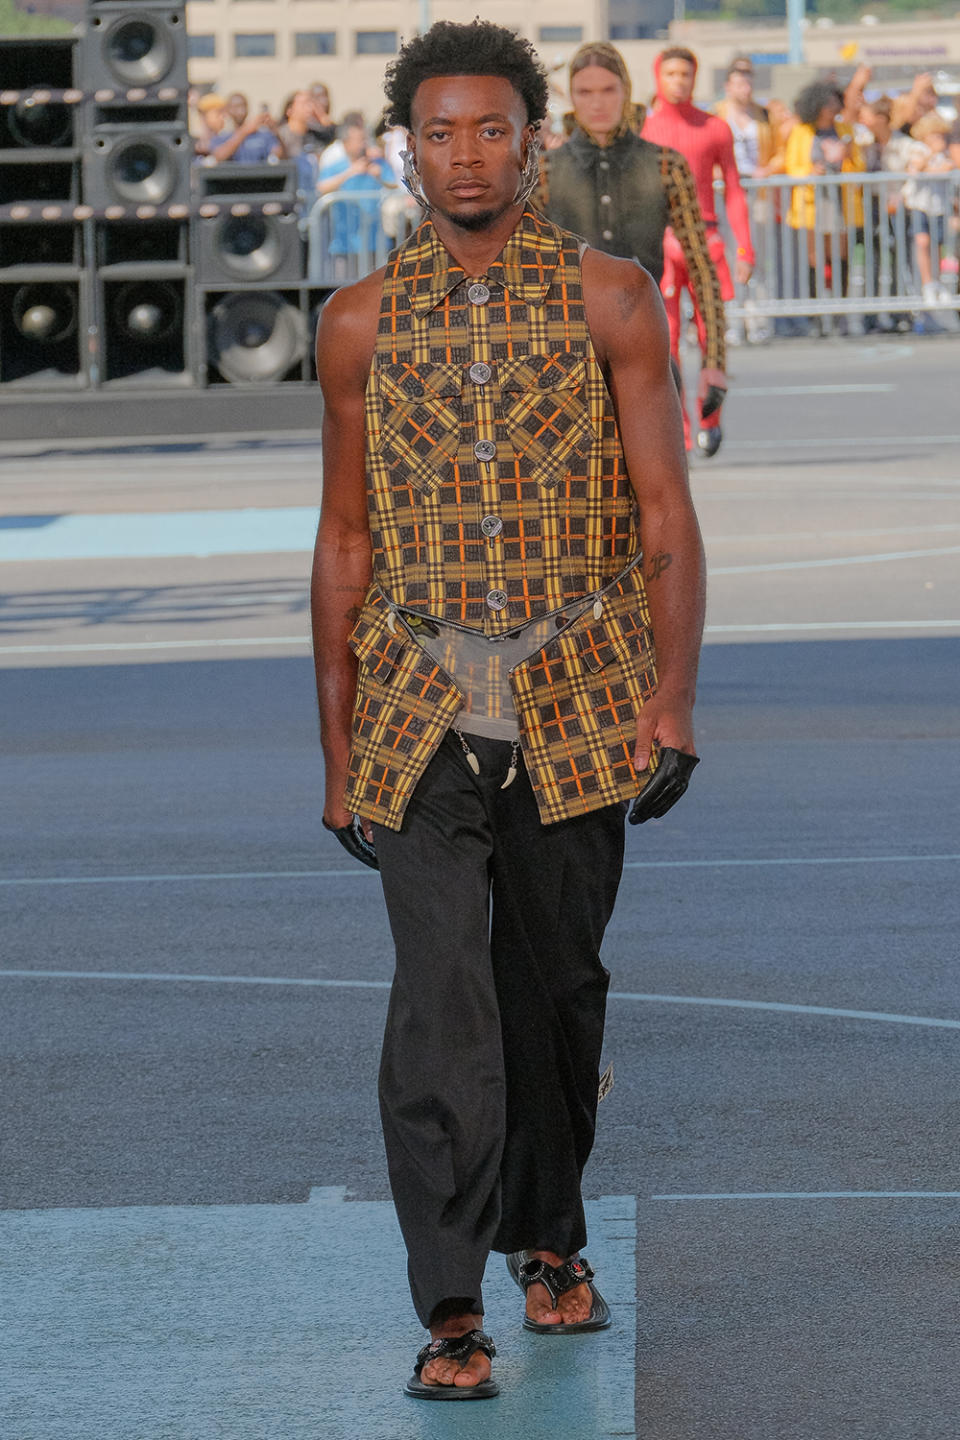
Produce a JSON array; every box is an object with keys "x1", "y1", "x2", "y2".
[
  {"x1": 517, "y1": 1254, "x2": 596, "y2": 1305},
  {"x1": 414, "y1": 1328, "x2": 496, "y2": 1379}
]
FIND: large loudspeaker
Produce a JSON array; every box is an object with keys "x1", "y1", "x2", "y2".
[
  {"x1": 205, "y1": 290, "x2": 307, "y2": 385},
  {"x1": 81, "y1": 6, "x2": 187, "y2": 91},
  {"x1": 0, "y1": 37, "x2": 86, "y2": 387},
  {"x1": 94, "y1": 218, "x2": 193, "y2": 385},
  {"x1": 193, "y1": 163, "x2": 302, "y2": 284},
  {"x1": 0, "y1": 37, "x2": 81, "y2": 207},
  {"x1": 84, "y1": 123, "x2": 191, "y2": 207},
  {"x1": 0, "y1": 279, "x2": 86, "y2": 387}
]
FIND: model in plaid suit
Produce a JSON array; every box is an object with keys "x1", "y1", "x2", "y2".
[{"x1": 310, "y1": 21, "x2": 706, "y2": 1400}]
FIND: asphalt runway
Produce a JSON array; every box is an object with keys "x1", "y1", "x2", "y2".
[{"x1": 2, "y1": 335, "x2": 959, "y2": 1439}]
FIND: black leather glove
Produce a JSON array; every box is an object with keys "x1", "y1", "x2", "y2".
[
  {"x1": 322, "y1": 815, "x2": 379, "y2": 870},
  {"x1": 629, "y1": 747, "x2": 700, "y2": 824},
  {"x1": 700, "y1": 384, "x2": 727, "y2": 422}
]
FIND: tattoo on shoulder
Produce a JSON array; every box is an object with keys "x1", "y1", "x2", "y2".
[{"x1": 647, "y1": 551, "x2": 673, "y2": 580}]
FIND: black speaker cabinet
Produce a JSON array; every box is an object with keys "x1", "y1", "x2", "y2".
[
  {"x1": 203, "y1": 288, "x2": 308, "y2": 385},
  {"x1": 193, "y1": 162, "x2": 296, "y2": 208},
  {"x1": 195, "y1": 211, "x2": 303, "y2": 285},
  {"x1": 0, "y1": 221, "x2": 84, "y2": 275},
  {"x1": 0, "y1": 277, "x2": 87, "y2": 387},
  {"x1": 83, "y1": 125, "x2": 191, "y2": 208},
  {"x1": 0, "y1": 156, "x2": 81, "y2": 206},
  {"x1": 98, "y1": 275, "x2": 191, "y2": 384},
  {"x1": 81, "y1": 7, "x2": 187, "y2": 91}
]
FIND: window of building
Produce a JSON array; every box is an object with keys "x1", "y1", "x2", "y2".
[
  {"x1": 355, "y1": 30, "x2": 397, "y2": 55},
  {"x1": 538, "y1": 25, "x2": 583, "y2": 42},
  {"x1": 294, "y1": 31, "x2": 337, "y2": 56},
  {"x1": 233, "y1": 33, "x2": 277, "y2": 57},
  {"x1": 187, "y1": 34, "x2": 216, "y2": 58}
]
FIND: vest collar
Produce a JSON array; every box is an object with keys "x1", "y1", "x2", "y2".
[{"x1": 399, "y1": 207, "x2": 562, "y2": 315}]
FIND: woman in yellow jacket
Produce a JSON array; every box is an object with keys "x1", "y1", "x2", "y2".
[{"x1": 786, "y1": 81, "x2": 865, "y2": 305}]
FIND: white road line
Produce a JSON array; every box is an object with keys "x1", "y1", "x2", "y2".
[
  {"x1": 730, "y1": 434, "x2": 960, "y2": 449},
  {"x1": 3, "y1": 968, "x2": 960, "y2": 1033},
  {"x1": 706, "y1": 523, "x2": 960, "y2": 543},
  {"x1": 705, "y1": 620, "x2": 960, "y2": 633},
  {"x1": 0, "y1": 636, "x2": 309, "y2": 655},
  {"x1": 732, "y1": 384, "x2": 895, "y2": 396},
  {"x1": 651, "y1": 1190, "x2": 960, "y2": 1201},
  {"x1": 3, "y1": 619, "x2": 959, "y2": 656},
  {"x1": 2, "y1": 853, "x2": 957, "y2": 887},
  {"x1": 710, "y1": 544, "x2": 960, "y2": 575}
]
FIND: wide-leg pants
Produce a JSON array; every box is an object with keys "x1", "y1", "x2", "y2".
[{"x1": 373, "y1": 731, "x2": 625, "y2": 1328}]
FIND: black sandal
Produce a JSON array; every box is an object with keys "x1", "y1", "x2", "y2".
[
  {"x1": 506, "y1": 1251, "x2": 612, "y2": 1334},
  {"x1": 404, "y1": 1328, "x2": 499, "y2": 1400}
]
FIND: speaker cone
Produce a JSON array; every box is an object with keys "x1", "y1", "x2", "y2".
[
  {"x1": 216, "y1": 215, "x2": 285, "y2": 281},
  {"x1": 111, "y1": 281, "x2": 181, "y2": 343},
  {"x1": 8, "y1": 98, "x2": 72, "y2": 148},
  {"x1": 13, "y1": 284, "x2": 77, "y2": 344},
  {"x1": 103, "y1": 135, "x2": 179, "y2": 204},
  {"x1": 101, "y1": 14, "x2": 176, "y2": 86},
  {"x1": 208, "y1": 291, "x2": 306, "y2": 383}
]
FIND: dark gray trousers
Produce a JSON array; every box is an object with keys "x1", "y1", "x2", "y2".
[{"x1": 373, "y1": 731, "x2": 625, "y2": 1328}]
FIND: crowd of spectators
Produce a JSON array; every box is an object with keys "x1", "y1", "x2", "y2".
[
  {"x1": 187, "y1": 63, "x2": 959, "y2": 331},
  {"x1": 188, "y1": 83, "x2": 416, "y2": 258}
]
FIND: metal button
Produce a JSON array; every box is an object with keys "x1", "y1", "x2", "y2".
[
  {"x1": 408, "y1": 381, "x2": 424, "y2": 396},
  {"x1": 480, "y1": 514, "x2": 503, "y2": 538},
  {"x1": 602, "y1": 229, "x2": 613, "y2": 241},
  {"x1": 469, "y1": 361, "x2": 492, "y2": 385},
  {"x1": 486, "y1": 589, "x2": 509, "y2": 611},
  {"x1": 599, "y1": 160, "x2": 610, "y2": 170},
  {"x1": 474, "y1": 439, "x2": 497, "y2": 462},
  {"x1": 468, "y1": 282, "x2": 491, "y2": 305},
  {"x1": 600, "y1": 194, "x2": 611, "y2": 204}
]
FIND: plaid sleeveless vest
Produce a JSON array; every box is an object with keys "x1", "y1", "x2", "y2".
[{"x1": 343, "y1": 207, "x2": 658, "y2": 829}]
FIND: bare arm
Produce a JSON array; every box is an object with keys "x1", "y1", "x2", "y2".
[
  {"x1": 583, "y1": 250, "x2": 706, "y2": 766},
  {"x1": 310, "y1": 273, "x2": 382, "y2": 827}
]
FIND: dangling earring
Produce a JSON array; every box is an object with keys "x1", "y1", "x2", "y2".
[
  {"x1": 399, "y1": 149, "x2": 431, "y2": 212},
  {"x1": 514, "y1": 137, "x2": 542, "y2": 208}
]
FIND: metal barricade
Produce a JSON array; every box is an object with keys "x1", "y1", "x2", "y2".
[
  {"x1": 719, "y1": 170, "x2": 960, "y2": 324},
  {"x1": 305, "y1": 191, "x2": 418, "y2": 287}
]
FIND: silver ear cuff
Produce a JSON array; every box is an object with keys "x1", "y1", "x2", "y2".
[
  {"x1": 514, "y1": 137, "x2": 542, "y2": 207},
  {"x1": 399, "y1": 149, "x2": 431, "y2": 211}
]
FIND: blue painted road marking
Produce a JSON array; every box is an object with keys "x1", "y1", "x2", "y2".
[
  {"x1": 2, "y1": 1193, "x2": 636, "y2": 1440},
  {"x1": 0, "y1": 507, "x2": 318, "y2": 562}
]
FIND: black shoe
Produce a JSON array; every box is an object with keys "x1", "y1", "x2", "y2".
[{"x1": 696, "y1": 425, "x2": 722, "y2": 458}]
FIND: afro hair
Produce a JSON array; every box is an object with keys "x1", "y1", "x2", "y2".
[
  {"x1": 794, "y1": 81, "x2": 843, "y2": 128},
  {"x1": 384, "y1": 19, "x2": 549, "y2": 131}
]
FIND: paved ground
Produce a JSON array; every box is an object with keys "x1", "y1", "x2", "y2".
[{"x1": 2, "y1": 335, "x2": 959, "y2": 1439}]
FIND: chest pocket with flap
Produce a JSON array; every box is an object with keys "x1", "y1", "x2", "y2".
[
  {"x1": 376, "y1": 361, "x2": 463, "y2": 496},
  {"x1": 499, "y1": 351, "x2": 595, "y2": 489}
]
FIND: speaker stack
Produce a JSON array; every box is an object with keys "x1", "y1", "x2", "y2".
[
  {"x1": 0, "y1": 36, "x2": 86, "y2": 388},
  {"x1": 193, "y1": 161, "x2": 309, "y2": 384},
  {"x1": 79, "y1": 0, "x2": 193, "y2": 385},
  {"x1": 0, "y1": 2, "x2": 332, "y2": 415}
]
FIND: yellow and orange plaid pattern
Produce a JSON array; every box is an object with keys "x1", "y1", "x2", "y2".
[{"x1": 343, "y1": 207, "x2": 658, "y2": 829}]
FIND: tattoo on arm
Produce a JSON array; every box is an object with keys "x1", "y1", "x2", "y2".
[{"x1": 647, "y1": 551, "x2": 673, "y2": 581}]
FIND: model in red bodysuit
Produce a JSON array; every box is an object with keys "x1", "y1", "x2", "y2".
[{"x1": 642, "y1": 47, "x2": 755, "y2": 455}]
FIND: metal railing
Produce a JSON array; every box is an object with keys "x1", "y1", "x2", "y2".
[
  {"x1": 301, "y1": 174, "x2": 960, "y2": 327},
  {"x1": 719, "y1": 170, "x2": 960, "y2": 323},
  {"x1": 304, "y1": 190, "x2": 418, "y2": 287}
]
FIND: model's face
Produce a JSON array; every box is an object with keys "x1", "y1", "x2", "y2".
[
  {"x1": 408, "y1": 75, "x2": 534, "y2": 232},
  {"x1": 570, "y1": 65, "x2": 626, "y2": 140},
  {"x1": 227, "y1": 94, "x2": 247, "y2": 125},
  {"x1": 726, "y1": 70, "x2": 753, "y2": 105},
  {"x1": 659, "y1": 59, "x2": 695, "y2": 105}
]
